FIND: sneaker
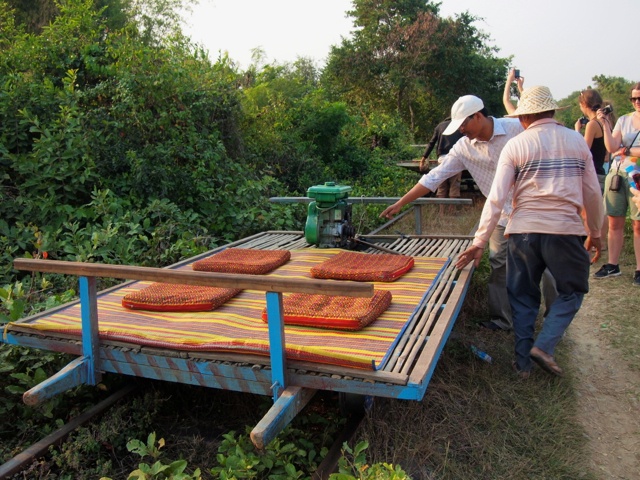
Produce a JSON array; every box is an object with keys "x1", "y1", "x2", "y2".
[
  {"x1": 593, "y1": 263, "x2": 621, "y2": 279},
  {"x1": 634, "y1": 271, "x2": 640, "y2": 287}
]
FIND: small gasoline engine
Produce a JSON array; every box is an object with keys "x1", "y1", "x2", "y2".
[{"x1": 304, "y1": 182, "x2": 356, "y2": 248}]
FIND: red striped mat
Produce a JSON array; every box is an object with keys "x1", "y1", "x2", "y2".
[{"x1": 15, "y1": 249, "x2": 448, "y2": 370}]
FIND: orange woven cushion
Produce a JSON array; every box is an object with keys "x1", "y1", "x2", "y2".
[
  {"x1": 192, "y1": 248, "x2": 291, "y2": 274},
  {"x1": 310, "y1": 251, "x2": 414, "y2": 282},
  {"x1": 122, "y1": 283, "x2": 242, "y2": 312},
  {"x1": 261, "y1": 290, "x2": 392, "y2": 331}
]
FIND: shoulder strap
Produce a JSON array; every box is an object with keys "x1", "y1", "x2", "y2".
[
  {"x1": 627, "y1": 130, "x2": 640, "y2": 149},
  {"x1": 594, "y1": 120, "x2": 603, "y2": 135}
]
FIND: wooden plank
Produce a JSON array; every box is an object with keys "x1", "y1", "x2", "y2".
[
  {"x1": 265, "y1": 291, "x2": 287, "y2": 400},
  {"x1": 382, "y1": 238, "x2": 471, "y2": 376},
  {"x1": 386, "y1": 263, "x2": 455, "y2": 373},
  {"x1": 397, "y1": 267, "x2": 457, "y2": 375},
  {"x1": 79, "y1": 277, "x2": 101, "y2": 385},
  {"x1": 360, "y1": 234, "x2": 474, "y2": 240},
  {"x1": 99, "y1": 351, "x2": 274, "y2": 395},
  {"x1": 13, "y1": 259, "x2": 373, "y2": 297},
  {"x1": 3, "y1": 331, "x2": 410, "y2": 386},
  {"x1": 23, "y1": 357, "x2": 90, "y2": 406},
  {"x1": 2, "y1": 330, "x2": 83, "y2": 352},
  {"x1": 250, "y1": 386, "x2": 317, "y2": 449},
  {"x1": 408, "y1": 266, "x2": 473, "y2": 385},
  {"x1": 283, "y1": 360, "x2": 407, "y2": 385},
  {"x1": 286, "y1": 372, "x2": 408, "y2": 397}
]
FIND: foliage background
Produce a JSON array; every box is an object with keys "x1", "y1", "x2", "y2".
[{"x1": 0, "y1": 0, "x2": 637, "y2": 477}]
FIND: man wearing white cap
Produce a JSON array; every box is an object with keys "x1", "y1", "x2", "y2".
[
  {"x1": 381, "y1": 95, "x2": 524, "y2": 331},
  {"x1": 456, "y1": 86, "x2": 604, "y2": 378}
]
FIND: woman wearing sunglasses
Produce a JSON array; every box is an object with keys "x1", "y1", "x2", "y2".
[{"x1": 594, "y1": 82, "x2": 640, "y2": 286}]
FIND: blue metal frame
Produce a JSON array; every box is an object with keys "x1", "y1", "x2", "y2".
[
  {"x1": 265, "y1": 291, "x2": 286, "y2": 401},
  {"x1": 21, "y1": 276, "x2": 103, "y2": 406}
]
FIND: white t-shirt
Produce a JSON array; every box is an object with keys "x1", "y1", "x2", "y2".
[{"x1": 611, "y1": 113, "x2": 640, "y2": 170}]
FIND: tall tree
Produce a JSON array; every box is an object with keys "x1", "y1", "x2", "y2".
[
  {"x1": 5, "y1": 0, "x2": 58, "y2": 33},
  {"x1": 322, "y1": 1, "x2": 508, "y2": 139},
  {"x1": 5, "y1": 0, "x2": 193, "y2": 42}
]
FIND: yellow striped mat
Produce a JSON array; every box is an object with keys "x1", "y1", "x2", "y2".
[{"x1": 16, "y1": 249, "x2": 449, "y2": 370}]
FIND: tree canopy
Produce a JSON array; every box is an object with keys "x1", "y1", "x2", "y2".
[
  {"x1": 555, "y1": 75, "x2": 637, "y2": 127},
  {"x1": 322, "y1": 0, "x2": 509, "y2": 139},
  {"x1": 0, "y1": 0, "x2": 636, "y2": 289}
]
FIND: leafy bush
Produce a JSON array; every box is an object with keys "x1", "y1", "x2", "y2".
[
  {"x1": 98, "y1": 431, "x2": 410, "y2": 480},
  {"x1": 331, "y1": 441, "x2": 410, "y2": 480},
  {"x1": 0, "y1": 0, "x2": 299, "y2": 291},
  {"x1": 119, "y1": 432, "x2": 202, "y2": 480}
]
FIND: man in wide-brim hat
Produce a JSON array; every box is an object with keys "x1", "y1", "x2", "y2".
[{"x1": 456, "y1": 85, "x2": 604, "y2": 379}]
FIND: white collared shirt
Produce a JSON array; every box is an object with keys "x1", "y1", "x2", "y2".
[{"x1": 418, "y1": 117, "x2": 523, "y2": 226}]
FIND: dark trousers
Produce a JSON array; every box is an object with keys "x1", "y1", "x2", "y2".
[{"x1": 507, "y1": 233, "x2": 590, "y2": 372}]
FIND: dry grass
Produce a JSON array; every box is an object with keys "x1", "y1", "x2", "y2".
[
  {"x1": 594, "y1": 220, "x2": 640, "y2": 370},
  {"x1": 356, "y1": 329, "x2": 594, "y2": 479},
  {"x1": 382, "y1": 193, "x2": 484, "y2": 237}
]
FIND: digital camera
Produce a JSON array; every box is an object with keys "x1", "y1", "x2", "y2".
[
  {"x1": 601, "y1": 105, "x2": 613, "y2": 115},
  {"x1": 579, "y1": 116, "x2": 589, "y2": 125}
]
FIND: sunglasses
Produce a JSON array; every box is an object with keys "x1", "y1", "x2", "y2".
[{"x1": 630, "y1": 97, "x2": 640, "y2": 103}]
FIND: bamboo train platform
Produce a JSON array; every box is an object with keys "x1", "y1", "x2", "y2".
[{"x1": 3, "y1": 229, "x2": 474, "y2": 448}]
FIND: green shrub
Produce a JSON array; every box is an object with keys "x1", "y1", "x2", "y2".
[{"x1": 331, "y1": 441, "x2": 411, "y2": 480}]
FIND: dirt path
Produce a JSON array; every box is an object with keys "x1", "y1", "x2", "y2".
[{"x1": 567, "y1": 288, "x2": 640, "y2": 479}]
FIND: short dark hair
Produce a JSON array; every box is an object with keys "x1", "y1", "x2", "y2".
[{"x1": 520, "y1": 110, "x2": 555, "y2": 123}]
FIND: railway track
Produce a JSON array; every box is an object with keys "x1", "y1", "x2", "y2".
[{"x1": 0, "y1": 384, "x2": 137, "y2": 479}]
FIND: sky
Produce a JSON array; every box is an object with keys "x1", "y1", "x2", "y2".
[{"x1": 183, "y1": 0, "x2": 637, "y2": 100}]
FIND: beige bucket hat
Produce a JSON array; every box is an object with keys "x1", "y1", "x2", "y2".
[{"x1": 505, "y1": 85, "x2": 569, "y2": 117}]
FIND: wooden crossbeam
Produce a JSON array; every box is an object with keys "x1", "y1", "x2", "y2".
[{"x1": 13, "y1": 259, "x2": 372, "y2": 297}]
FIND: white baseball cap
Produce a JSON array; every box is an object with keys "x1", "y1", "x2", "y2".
[{"x1": 443, "y1": 95, "x2": 484, "y2": 135}]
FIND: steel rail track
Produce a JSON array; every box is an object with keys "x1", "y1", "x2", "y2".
[{"x1": 0, "y1": 384, "x2": 137, "y2": 479}]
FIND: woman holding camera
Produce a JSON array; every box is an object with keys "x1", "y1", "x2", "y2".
[
  {"x1": 575, "y1": 89, "x2": 610, "y2": 188},
  {"x1": 576, "y1": 89, "x2": 610, "y2": 249},
  {"x1": 594, "y1": 82, "x2": 640, "y2": 286}
]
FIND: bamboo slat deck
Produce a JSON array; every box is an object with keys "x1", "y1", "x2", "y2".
[{"x1": 4, "y1": 231, "x2": 473, "y2": 401}]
